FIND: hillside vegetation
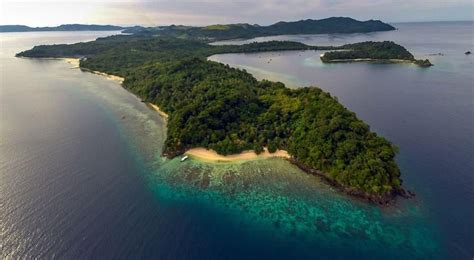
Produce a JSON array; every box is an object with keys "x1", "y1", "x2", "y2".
[
  {"x1": 125, "y1": 58, "x2": 402, "y2": 200},
  {"x1": 0, "y1": 24, "x2": 124, "y2": 32},
  {"x1": 321, "y1": 41, "x2": 432, "y2": 66},
  {"x1": 124, "y1": 17, "x2": 395, "y2": 40}
]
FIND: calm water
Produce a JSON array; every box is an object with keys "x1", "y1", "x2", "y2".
[{"x1": 0, "y1": 22, "x2": 472, "y2": 259}]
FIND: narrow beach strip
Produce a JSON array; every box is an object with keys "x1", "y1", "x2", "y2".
[
  {"x1": 60, "y1": 58, "x2": 125, "y2": 83},
  {"x1": 148, "y1": 103, "x2": 169, "y2": 119},
  {"x1": 185, "y1": 147, "x2": 290, "y2": 163},
  {"x1": 89, "y1": 70, "x2": 124, "y2": 83}
]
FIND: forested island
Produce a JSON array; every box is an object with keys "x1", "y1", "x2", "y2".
[
  {"x1": 17, "y1": 19, "x2": 416, "y2": 204},
  {"x1": 320, "y1": 41, "x2": 432, "y2": 66},
  {"x1": 1, "y1": 17, "x2": 394, "y2": 36},
  {"x1": 0, "y1": 24, "x2": 124, "y2": 32},
  {"x1": 124, "y1": 17, "x2": 395, "y2": 40}
]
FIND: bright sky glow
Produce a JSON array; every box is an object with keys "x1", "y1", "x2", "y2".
[{"x1": 1, "y1": 0, "x2": 473, "y2": 26}]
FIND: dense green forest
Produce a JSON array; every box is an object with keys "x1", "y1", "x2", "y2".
[
  {"x1": 321, "y1": 41, "x2": 432, "y2": 66},
  {"x1": 124, "y1": 17, "x2": 395, "y2": 40},
  {"x1": 125, "y1": 58, "x2": 402, "y2": 199},
  {"x1": 18, "y1": 32, "x2": 411, "y2": 203},
  {"x1": 2, "y1": 17, "x2": 393, "y2": 35},
  {"x1": 18, "y1": 37, "x2": 334, "y2": 75}
]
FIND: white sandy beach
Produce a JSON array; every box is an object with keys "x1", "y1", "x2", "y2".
[
  {"x1": 185, "y1": 147, "x2": 290, "y2": 162},
  {"x1": 90, "y1": 70, "x2": 124, "y2": 83}
]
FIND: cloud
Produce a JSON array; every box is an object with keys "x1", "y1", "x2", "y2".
[
  {"x1": 102, "y1": 0, "x2": 473, "y2": 25},
  {"x1": 1, "y1": 0, "x2": 472, "y2": 26}
]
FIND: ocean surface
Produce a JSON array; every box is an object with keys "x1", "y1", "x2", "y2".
[{"x1": 1, "y1": 22, "x2": 473, "y2": 259}]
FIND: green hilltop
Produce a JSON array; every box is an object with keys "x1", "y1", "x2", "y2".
[{"x1": 124, "y1": 17, "x2": 395, "y2": 40}]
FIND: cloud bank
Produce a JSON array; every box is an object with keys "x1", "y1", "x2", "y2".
[{"x1": 1, "y1": 0, "x2": 472, "y2": 26}]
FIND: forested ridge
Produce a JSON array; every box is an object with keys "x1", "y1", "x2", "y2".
[
  {"x1": 125, "y1": 17, "x2": 395, "y2": 40},
  {"x1": 17, "y1": 32, "x2": 412, "y2": 203},
  {"x1": 320, "y1": 41, "x2": 432, "y2": 66},
  {"x1": 0, "y1": 24, "x2": 124, "y2": 32}
]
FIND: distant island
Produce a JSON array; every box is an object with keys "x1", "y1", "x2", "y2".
[
  {"x1": 0, "y1": 24, "x2": 124, "y2": 32},
  {"x1": 17, "y1": 17, "x2": 414, "y2": 204},
  {"x1": 2, "y1": 17, "x2": 394, "y2": 38},
  {"x1": 320, "y1": 41, "x2": 432, "y2": 66},
  {"x1": 124, "y1": 17, "x2": 395, "y2": 40}
]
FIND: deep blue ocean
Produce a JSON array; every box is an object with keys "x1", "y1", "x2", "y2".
[{"x1": 1, "y1": 22, "x2": 473, "y2": 259}]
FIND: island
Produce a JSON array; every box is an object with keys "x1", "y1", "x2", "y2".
[
  {"x1": 0, "y1": 24, "x2": 125, "y2": 32},
  {"x1": 17, "y1": 18, "x2": 413, "y2": 204},
  {"x1": 124, "y1": 17, "x2": 395, "y2": 40},
  {"x1": 320, "y1": 41, "x2": 432, "y2": 66},
  {"x1": 2, "y1": 17, "x2": 394, "y2": 36}
]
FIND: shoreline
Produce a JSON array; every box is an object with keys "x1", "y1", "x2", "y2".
[
  {"x1": 148, "y1": 103, "x2": 169, "y2": 119},
  {"x1": 81, "y1": 68, "x2": 125, "y2": 83},
  {"x1": 17, "y1": 57, "x2": 82, "y2": 68},
  {"x1": 58, "y1": 58, "x2": 125, "y2": 83},
  {"x1": 61, "y1": 58, "x2": 80, "y2": 68},
  {"x1": 321, "y1": 57, "x2": 413, "y2": 64},
  {"x1": 60, "y1": 58, "x2": 167, "y2": 120},
  {"x1": 185, "y1": 147, "x2": 290, "y2": 163},
  {"x1": 321, "y1": 58, "x2": 432, "y2": 67},
  {"x1": 288, "y1": 158, "x2": 413, "y2": 205}
]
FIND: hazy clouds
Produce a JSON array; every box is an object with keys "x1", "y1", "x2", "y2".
[{"x1": 1, "y1": 0, "x2": 472, "y2": 26}]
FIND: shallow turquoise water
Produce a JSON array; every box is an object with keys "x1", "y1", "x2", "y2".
[{"x1": 150, "y1": 158, "x2": 441, "y2": 258}]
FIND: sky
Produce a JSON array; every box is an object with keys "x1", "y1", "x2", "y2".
[{"x1": 1, "y1": 0, "x2": 473, "y2": 26}]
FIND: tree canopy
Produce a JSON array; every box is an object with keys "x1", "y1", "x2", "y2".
[{"x1": 319, "y1": 41, "x2": 433, "y2": 67}]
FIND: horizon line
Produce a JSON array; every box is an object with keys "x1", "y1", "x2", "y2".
[{"x1": 1, "y1": 19, "x2": 473, "y2": 28}]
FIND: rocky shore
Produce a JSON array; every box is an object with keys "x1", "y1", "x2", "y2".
[{"x1": 288, "y1": 158, "x2": 415, "y2": 205}]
